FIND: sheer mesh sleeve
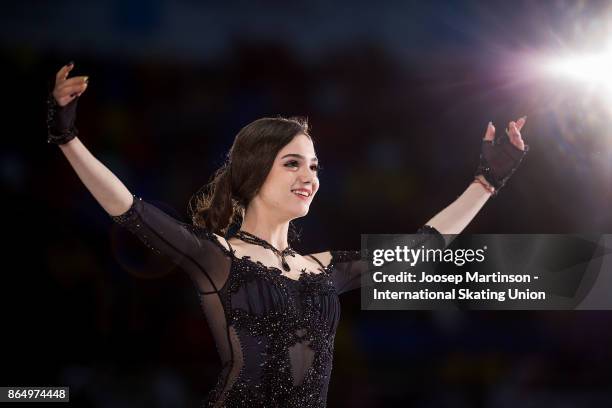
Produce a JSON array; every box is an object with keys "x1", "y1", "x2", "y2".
[
  {"x1": 109, "y1": 194, "x2": 232, "y2": 294},
  {"x1": 328, "y1": 225, "x2": 446, "y2": 295}
]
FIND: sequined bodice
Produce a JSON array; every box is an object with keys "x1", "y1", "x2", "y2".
[
  {"x1": 110, "y1": 195, "x2": 444, "y2": 407},
  {"x1": 212, "y1": 255, "x2": 341, "y2": 407},
  {"x1": 110, "y1": 196, "x2": 367, "y2": 408}
]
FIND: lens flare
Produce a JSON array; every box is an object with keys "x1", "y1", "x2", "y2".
[{"x1": 543, "y1": 44, "x2": 612, "y2": 87}]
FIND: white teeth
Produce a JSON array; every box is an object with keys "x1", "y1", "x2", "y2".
[{"x1": 292, "y1": 190, "x2": 309, "y2": 197}]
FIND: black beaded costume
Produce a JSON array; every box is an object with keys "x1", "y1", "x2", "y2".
[{"x1": 110, "y1": 195, "x2": 444, "y2": 407}]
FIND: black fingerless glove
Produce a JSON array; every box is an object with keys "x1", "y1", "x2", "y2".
[
  {"x1": 475, "y1": 133, "x2": 528, "y2": 193},
  {"x1": 46, "y1": 92, "x2": 79, "y2": 145}
]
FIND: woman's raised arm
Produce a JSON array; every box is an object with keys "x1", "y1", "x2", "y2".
[
  {"x1": 58, "y1": 138, "x2": 134, "y2": 216},
  {"x1": 47, "y1": 62, "x2": 133, "y2": 216},
  {"x1": 425, "y1": 117, "x2": 529, "y2": 235},
  {"x1": 46, "y1": 63, "x2": 233, "y2": 292}
]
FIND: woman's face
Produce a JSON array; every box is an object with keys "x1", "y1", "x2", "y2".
[{"x1": 255, "y1": 133, "x2": 320, "y2": 220}]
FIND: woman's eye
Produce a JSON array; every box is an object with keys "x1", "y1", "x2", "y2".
[{"x1": 284, "y1": 161, "x2": 322, "y2": 173}]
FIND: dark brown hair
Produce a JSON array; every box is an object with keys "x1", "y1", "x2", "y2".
[{"x1": 189, "y1": 116, "x2": 311, "y2": 239}]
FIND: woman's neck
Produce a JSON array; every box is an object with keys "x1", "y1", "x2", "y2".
[{"x1": 240, "y1": 207, "x2": 290, "y2": 251}]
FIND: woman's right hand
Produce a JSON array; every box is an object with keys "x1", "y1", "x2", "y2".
[
  {"x1": 47, "y1": 62, "x2": 89, "y2": 144},
  {"x1": 53, "y1": 62, "x2": 89, "y2": 106}
]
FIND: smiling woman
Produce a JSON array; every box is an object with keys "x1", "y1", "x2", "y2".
[
  {"x1": 189, "y1": 117, "x2": 318, "y2": 245},
  {"x1": 46, "y1": 62, "x2": 530, "y2": 407}
]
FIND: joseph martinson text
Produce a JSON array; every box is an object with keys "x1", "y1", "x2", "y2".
[{"x1": 371, "y1": 271, "x2": 547, "y2": 302}]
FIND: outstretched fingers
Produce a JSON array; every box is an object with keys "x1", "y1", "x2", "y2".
[
  {"x1": 507, "y1": 116, "x2": 527, "y2": 151},
  {"x1": 57, "y1": 76, "x2": 89, "y2": 94},
  {"x1": 515, "y1": 116, "x2": 527, "y2": 131},
  {"x1": 52, "y1": 62, "x2": 89, "y2": 106},
  {"x1": 55, "y1": 62, "x2": 74, "y2": 85},
  {"x1": 483, "y1": 121, "x2": 496, "y2": 141}
]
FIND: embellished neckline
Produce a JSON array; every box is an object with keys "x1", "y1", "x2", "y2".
[
  {"x1": 233, "y1": 230, "x2": 296, "y2": 272},
  {"x1": 234, "y1": 254, "x2": 330, "y2": 283},
  {"x1": 204, "y1": 229, "x2": 337, "y2": 283}
]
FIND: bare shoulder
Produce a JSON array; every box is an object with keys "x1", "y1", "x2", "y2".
[
  {"x1": 212, "y1": 232, "x2": 231, "y2": 251},
  {"x1": 305, "y1": 251, "x2": 333, "y2": 267}
]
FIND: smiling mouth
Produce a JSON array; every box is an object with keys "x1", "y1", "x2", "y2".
[{"x1": 291, "y1": 189, "x2": 311, "y2": 199}]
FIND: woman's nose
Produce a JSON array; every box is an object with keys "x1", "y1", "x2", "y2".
[
  {"x1": 298, "y1": 176, "x2": 312, "y2": 185},
  {"x1": 299, "y1": 170, "x2": 315, "y2": 183}
]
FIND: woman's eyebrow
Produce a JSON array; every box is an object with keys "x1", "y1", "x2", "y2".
[{"x1": 281, "y1": 153, "x2": 318, "y2": 161}]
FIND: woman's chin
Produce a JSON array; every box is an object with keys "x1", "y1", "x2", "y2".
[{"x1": 288, "y1": 204, "x2": 310, "y2": 219}]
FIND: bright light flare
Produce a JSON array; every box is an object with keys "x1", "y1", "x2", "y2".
[
  {"x1": 532, "y1": 41, "x2": 612, "y2": 115},
  {"x1": 545, "y1": 52, "x2": 612, "y2": 84}
]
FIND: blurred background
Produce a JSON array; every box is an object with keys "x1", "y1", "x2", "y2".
[{"x1": 3, "y1": 0, "x2": 612, "y2": 406}]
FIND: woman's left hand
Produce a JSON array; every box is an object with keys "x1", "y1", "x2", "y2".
[
  {"x1": 475, "y1": 116, "x2": 529, "y2": 193},
  {"x1": 486, "y1": 116, "x2": 527, "y2": 151}
]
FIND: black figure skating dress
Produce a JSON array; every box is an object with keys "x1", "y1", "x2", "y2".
[{"x1": 110, "y1": 195, "x2": 443, "y2": 407}]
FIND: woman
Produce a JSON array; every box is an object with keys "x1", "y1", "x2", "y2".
[{"x1": 46, "y1": 62, "x2": 528, "y2": 407}]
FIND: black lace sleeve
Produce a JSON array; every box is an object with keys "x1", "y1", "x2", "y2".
[
  {"x1": 328, "y1": 225, "x2": 446, "y2": 295},
  {"x1": 109, "y1": 195, "x2": 232, "y2": 294}
]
